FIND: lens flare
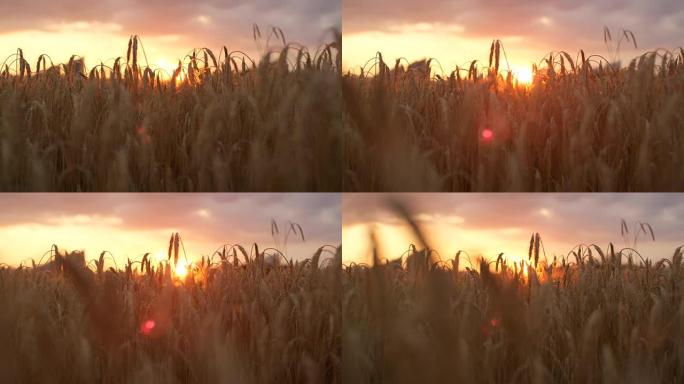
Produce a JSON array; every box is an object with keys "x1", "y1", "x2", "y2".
[
  {"x1": 482, "y1": 129, "x2": 494, "y2": 140},
  {"x1": 140, "y1": 319, "x2": 156, "y2": 335}
]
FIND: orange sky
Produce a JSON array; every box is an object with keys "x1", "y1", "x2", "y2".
[
  {"x1": 343, "y1": 1, "x2": 683, "y2": 73},
  {"x1": 0, "y1": 194, "x2": 340, "y2": 268},
  {"x1": 343, "y1": 194, "x2": 684, "y2": 266},
  {"x1": 0, "y1": 1, "x2": 339, "y2": 74}
]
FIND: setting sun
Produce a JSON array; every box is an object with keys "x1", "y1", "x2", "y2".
[
  {"x1": 512, "y1": 65, "x2": 534, "y2": 85},
  {"x1": 174, "y1": 261, "x2": 189, "y2": 279},
  {"x1": 155, "y1": 57, "x2": 178, "y2": 79}
]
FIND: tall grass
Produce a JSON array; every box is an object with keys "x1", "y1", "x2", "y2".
[
  {"x1": 0, "y1": 32, "x2": 341, "y2": 191},
  {"x1": 0, "y1": 236, "x2": 341, "y2": 383},
  {"x1": 343, "y1": 206, "x2": 684, "y2": 383},
  {"x1": 343, "y1": 41, "x2": 684, "y2": 191}
]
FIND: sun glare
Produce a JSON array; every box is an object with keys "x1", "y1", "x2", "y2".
[
  {"x1": 512, "y1": 66, "x2": 533, "y2": 85},
  {"x1": 174, "y1": 261, "x2": 189, "y2": 279},
  {"x1": 155, "y1": 57, "x2": 178, "y2": 80}
]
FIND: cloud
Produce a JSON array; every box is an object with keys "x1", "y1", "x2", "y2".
[
  {"x1": 0, "y1": 193, "x2": 341, "y2": 261},
  {"x1": 7, "y1": 193, "x2": 337, "y2": 231},
  {"x1": 343, "y1": 0, "x2": 684, "y2": 56},
  {"x1": 343, "y1": 193, "x2": 684, "y2": 246},
  {"x1": 0, "y1": 0, "x2": 339, "y2": 52}
]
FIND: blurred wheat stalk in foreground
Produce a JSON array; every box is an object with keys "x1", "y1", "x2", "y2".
[{"x1": 343, "y1": 203, "x2": 684, "y2": 383}]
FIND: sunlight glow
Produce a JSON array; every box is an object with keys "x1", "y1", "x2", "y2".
[
  {"x1": 343, "y1": 29, "x2": 545, "y2": 75},
  {"x1": 0, "y1": 30, "x2": 192, "y2": 76},
  {"x1": 342, "y1": 221, "x2": 536, "y2": 267},
  {"x1": 174, "y1": 261, "x2": 189, "y2": 279},
  {"x1": 155, "y1": 57, "x2": 178, "y2": 79},
  {"x1": 154, "y1": 250, "x2": 166, "y2": 263},
  {"x1": 512, "y1": 66, "x2": 533, "y2": 85}
]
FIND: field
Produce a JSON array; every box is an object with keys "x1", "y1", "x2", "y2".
[
  {"x1": 343, "y1": 41, "x2": 684, "y2": 191},
  {"x1": 0, "y1": 32, "x2": 341, "y2": 192},
  {"x1": 0, "y1": 236, "x2": 341, "y2": 383},
  {"x1": 342, "y1": 212, "x2": 684, "y2": 383}
]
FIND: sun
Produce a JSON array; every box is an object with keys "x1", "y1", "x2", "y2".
[
  {"x1": 512, "y1": 65, "x2": 534, "y2": 85},
  {"x1": 174, "y1": 261, "x2": 189, "y2": 279},
  {"x1": 155, "y1": 57, "x2": 178, "y2": 80}
]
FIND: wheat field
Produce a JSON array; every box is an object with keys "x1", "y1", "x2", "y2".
[
  {"x1": 0, "y1": 235, "x2": 341, "y2": 383},
  {"x1": 0, "y1": 31, "x2": 341, "y2": 192},
  {"x1": 343, "y1": 40, "x2": 684, "y2": 191},
  {"x1": 343, "y1": 221, "x2": 684, "y2": 383}
]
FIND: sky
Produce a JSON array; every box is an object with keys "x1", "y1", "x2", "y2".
[
  {"x1": 343, "y1": 0, "x2": 684, "y2": 74},
  {"x1": 0, "y1": 0, "x2": 339, "y2": 76},
  {"x1": 343, "y1": 194, "x2": 684, "y2": 266},
  {"x1": 0, "y1": 193, "x2": 341, "y2": 267}
]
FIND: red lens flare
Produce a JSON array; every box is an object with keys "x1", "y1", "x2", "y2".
[
  {"x1": 140, "y1": 319, "x2": 156, "y2": 335},
  {"x1": 482, "y1": 129, "x2": 494, "y2": 140},
  {"x1": 481, "y1": 317, "x2": 501, "y2": 337}
]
